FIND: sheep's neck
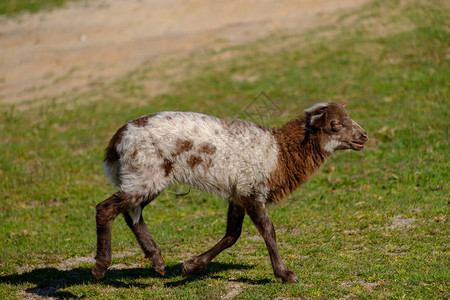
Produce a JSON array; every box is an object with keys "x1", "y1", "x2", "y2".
[{"x1": 268, "y1": 117, "x2": 329, "y2": 203}]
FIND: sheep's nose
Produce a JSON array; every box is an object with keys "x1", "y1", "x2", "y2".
[{"x1": 361, "y1": 132, "x2": 369, "y2": 142}]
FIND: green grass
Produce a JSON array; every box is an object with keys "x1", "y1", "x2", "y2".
[
  {"x1": 0, "y1": 0, "x2": 449, "y2": 298},
  {"x1": 0, "y1": 0, "x2": 80, "y2": 15}
]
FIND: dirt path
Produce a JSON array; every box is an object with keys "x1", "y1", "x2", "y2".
[{"x1": 0, "y1": 0, "x2": 369, "y2": 105}]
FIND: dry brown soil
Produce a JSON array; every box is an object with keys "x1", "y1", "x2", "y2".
[{"x1": 0, "y1": 0, "x2": 369, "y2": 105}]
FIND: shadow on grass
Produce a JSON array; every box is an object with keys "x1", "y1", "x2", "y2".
[
  {"x1": 164, "y1": 262, "x2": 259, "y2": 287},
  {"x1": 0, "y1": 262, "x2": 255, "y2": 299},
  {"x1": 166, "y1": 275, "x2": 271, "y2": 288}
]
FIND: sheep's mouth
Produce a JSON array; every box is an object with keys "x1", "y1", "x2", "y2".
[{"x1": 350, "y1": 141, "x2": 365, "y2": 150}]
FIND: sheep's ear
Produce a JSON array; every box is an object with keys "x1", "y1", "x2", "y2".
[
  {"x1": 311, "y1": 112, "x2": 327, "y2": 128},
  {"x1": 304, "y1": 102, "x2": 329, "y2": 128},
  {"x1": 339, "y1": 99, "x2": 347, "y2": 108}
]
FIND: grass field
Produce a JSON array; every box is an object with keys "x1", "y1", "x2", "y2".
[
  {"x1": 0, "y1": 0, "x2": 77, "y2": 15},
  {"x1": 0, "y1": 0, "x2": 449, "y2": 298}
]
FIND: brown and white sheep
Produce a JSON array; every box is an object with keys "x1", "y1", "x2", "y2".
[{"x1": 92, "y1": 100, "x2": 368, "y2": 283}]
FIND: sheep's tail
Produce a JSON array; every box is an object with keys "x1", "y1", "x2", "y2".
[
  {"x1": 103, "y1": 125, "x2": 126, "y2": 188},
  {"x1": 103, "y1": 159, "x2": 120, "y2": 188}
]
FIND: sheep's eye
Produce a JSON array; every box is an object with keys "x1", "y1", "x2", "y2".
[{"x1": 331, "y1": 121, "x2": 343, "y2": 130}]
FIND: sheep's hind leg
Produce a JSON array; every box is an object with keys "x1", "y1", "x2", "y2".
[
  {"x1": 123, "y1": 197, "x2": 165, "y2": 276},
  {"x1": 92, "y1": 193, "x2": 133, "y2": 282},
  {"x1": 182, "y1": 202, "x2": 245, "y2": 276}
]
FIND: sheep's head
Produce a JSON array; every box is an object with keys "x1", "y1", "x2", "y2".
[{"x1": 305, "y1": 100, "x2": 368, "y2": 153}]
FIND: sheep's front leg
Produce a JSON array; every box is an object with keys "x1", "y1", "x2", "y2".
[
  {"x1": 182, "y1": 202, "x2": 245, "y2": 276},
  {"x1": 246, "y1": 201, "x2": 299, "y2": 283}
]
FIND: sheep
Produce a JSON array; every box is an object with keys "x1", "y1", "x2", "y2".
[{"x1": 92, "y1": 100, "x2": 368, "y2": 283}]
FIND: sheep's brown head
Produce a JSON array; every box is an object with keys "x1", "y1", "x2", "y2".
[{"x1": 305, "y1": 100, "x2": 368, "y2": 153}]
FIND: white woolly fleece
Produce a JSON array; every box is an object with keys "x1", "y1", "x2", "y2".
[{"x1": 104, "y1": 112, "x2": 279, "y2": 216}]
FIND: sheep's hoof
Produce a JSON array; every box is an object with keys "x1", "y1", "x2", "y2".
[
  {"x1": 182, "y1": 256, "x2": 209, "y2": 277},
  {"x1": 151, "y1": 256, "x2": 165, "y2": 276},
  {"x1": 281, "y1": 270, "x2": 299, "y2": 284},
  {"x1": 275, "y1": 270, "x2": 299, "y2": 284},
  {"x1": 92, "y1": 266, "x2": 106, "y2": 283},
  {"x1": 181, "y1": 259, "x2": 199, "y2": 277},
  {"x1": 154, "y1": 267, "x2": 165, "y2": 276},
  {"x1": 181, "y1": 262, "x2": 190, "y2": 277}
]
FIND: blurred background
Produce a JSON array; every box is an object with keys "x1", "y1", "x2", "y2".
[{"x1": 0, "y1": 0, "x2": 368, "y2": 105}]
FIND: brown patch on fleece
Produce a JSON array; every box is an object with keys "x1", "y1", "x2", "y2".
[
  {"x1": 161, "y1": 159, "x2": 173, "y2": 177},
  {"x1": 172, "y1": 139, "x2": 194, "y2": 156},
  {"x1": 205, "y1": 158, "x2": 213, "y2": 168},
  {"x1": 131, "y1": 148, "x2": 139, "y2": 159},
  {"x1": 104, "y1": 114, "x2": 156, "y2": 163},
  {"x1": 267, "y1": 116, "x2": 328, "y2": 203},
  {"x1": 104, "y1": 123, "x2": 128, "y2": 163},
  {"x1": 198, "y1": 143, "x2": 216, "y2": 155},
  {"x1": 188, "y1": 155, "x2": 203, "y2": 168},
  {"x1": 130, "y1": 114, "x2": 156, "y2": 127}
]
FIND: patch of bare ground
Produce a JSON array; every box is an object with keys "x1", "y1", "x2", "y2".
[
  {"x1": 15, "y1": 249, "x2": 143, "y2": 299},
  {"x1": 56, "y1": 256, "x2": 96, "y2": 271},
  {"x1": 17, "y1": 248, "x2": 139, "y2": 273},
  {"x1": 0, "y1": 0, "x2": 369, "y2": 108},
  {"x1": 382, "y1": 215, "x2": 416, "y2": 230},
  {"x1": 342, "y1": 280, "x2": 381, "y2": 289},
  {"x1": 221, "y1": 281, "x2": 245, "y2": 299}
]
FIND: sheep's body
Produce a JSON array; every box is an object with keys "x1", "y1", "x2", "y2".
[
  {"x1": 105, "y1": 112, "x2": 278, "y2": 211},
  {"x1": 93, "y1": 101, "x2": 368, "y2": 283}
]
